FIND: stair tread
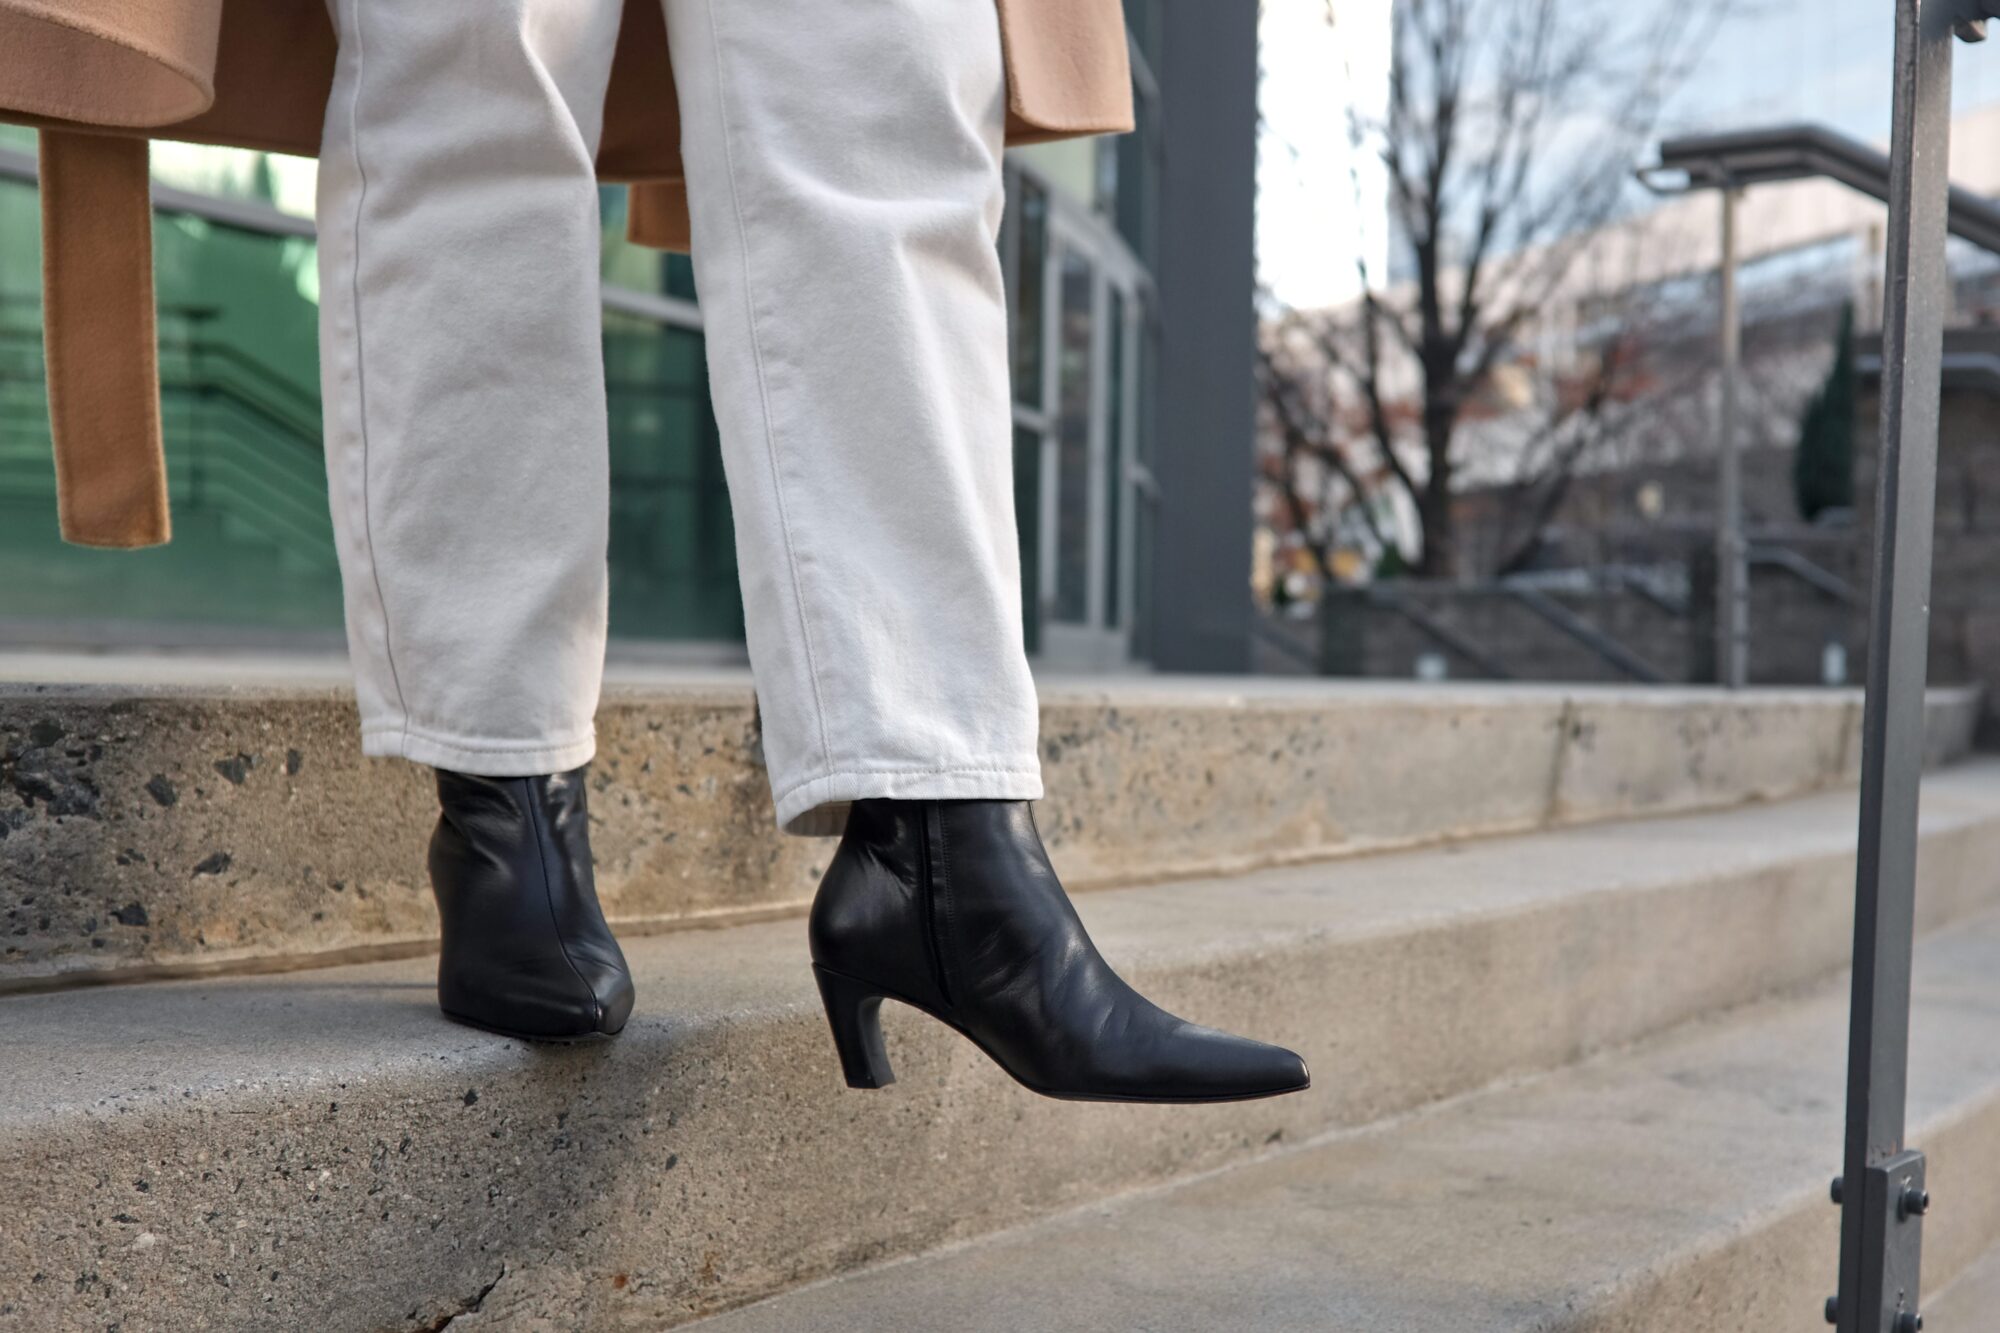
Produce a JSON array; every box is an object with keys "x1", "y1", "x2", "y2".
[
  {"x1": 8, "y1": 761, "x2": 2000, "y2": 1128},
  {"x1": 687, "y1": 907, "x2": 2000, "y2": 1332},
  {"x1": 1929, "y1": 1233, "x2": 2000, "y2": 1330},
  {"x1": 8, "y1": 765, "x2": 2000, "y2": 1328}
]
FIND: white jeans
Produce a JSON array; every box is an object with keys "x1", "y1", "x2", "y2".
[{"x1": 315, "y1": 0, "x2": 1043, "y2": 835}]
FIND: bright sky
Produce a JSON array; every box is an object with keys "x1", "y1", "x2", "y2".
[
  {"x1": 1257, "y1": 0, "x2": 1391, "y2": 312},
  {"x1": 1252, "y1": 0, "x2": 2000, "y2": 315}
]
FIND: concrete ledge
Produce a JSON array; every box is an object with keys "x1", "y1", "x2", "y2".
[
  {"x1": 680, "y1": 909, "x2": 2000, "y2": 1332},
  {"x1": 3, "y1": 766, "x2": 1998, "y2": 1330},
  {"x1": 0, "y1": 681, "x2": 1981, "y2": 990},
  {"x1": 1929, "y1": 1232, "x2": 2000, "y2": 1330}
]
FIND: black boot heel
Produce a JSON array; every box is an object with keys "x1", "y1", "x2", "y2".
[{"x1": 813, "y1": 965, "x2": 896, "y2": 1089}]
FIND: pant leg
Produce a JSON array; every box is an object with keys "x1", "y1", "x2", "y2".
[
  {"x1": 661, "y1": 0, "x2": 1044, "y2": 835},
  {"x1": 316, "y1": 0, "x2": 625, "y2": 775}
]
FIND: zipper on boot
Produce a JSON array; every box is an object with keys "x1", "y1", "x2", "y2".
[{"x1": 916, "y1": 801, "x2": 956, "y2": 1007}]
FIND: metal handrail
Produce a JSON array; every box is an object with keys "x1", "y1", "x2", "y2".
[
  {"x1": 1652, "y1": 122, "x2": 2000, "y2": 256},
  {"x1": 0, "y1": 424, "x2": 336, "y2": 567},
  {"x1": 0, "y1": 369, "x2": 327, "y2": 483},
  {"x1": 1500, "y1": 581, "x2": 1672, "y2": 683},
  {"x1": 1360, "y1": 584, "x2": 1517, "y2": 680},
  {"x1": 1748, "y1": 544, "x2": 1863, "y2": 607},
  {"x1": 1825, "y1": 2, "x2": 1987, "y2": 1328},
  {"x1": 1857, "y1": 344, "x2": 2000, "y2": 394},
  {"x1": 0, "y1": 335, "x2": 337, "y2": 566},
  {"x1": 1249, "y1": 613, "x2": 1319, "y2": 671},
  {"x1": 0, "y1": 324, "x2": 325, "y2": 446},
  {"x1": 1605, "y1": 568, "x2": 1693, "y2": 620},
  {"x1": 1636, "y1": 108, "x2": 2000, "y2": 691}
]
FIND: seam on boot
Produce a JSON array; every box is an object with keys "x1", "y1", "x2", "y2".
[{"x1": 522, "y1": 776, "x2": 601, "y2": 1027}]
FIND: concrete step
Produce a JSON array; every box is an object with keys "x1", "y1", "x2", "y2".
[
  {"x1": 4, "y1": 763, "x2": 1999, "y2": 1331},
  {"x1": 0, "y1": 676, "x2": 1981, "y2": 990},
  {"x1": 686, "y1": 908, "x2": 2000, "y2": 1333},
  {"x1": 1928, "y1": 1234, "x2": 2000, "y2": 1330}
]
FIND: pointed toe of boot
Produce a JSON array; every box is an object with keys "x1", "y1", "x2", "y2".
[
  {"x1": 438, "y1": 941, "x2": 634, "y2": 1042},
  {"x1": 1276, "y1": 1045, "x2": 1311, "y2": 1094},
  {"x1": 440, "y1": 977, "x2": 618, "y2": 1042},
  {"x1": 1097, "y1": 1021, "x2": 1310, "y2": 1103},
  {"x1": 1176, "y1": 1028, "x2": 1310, "y2": 1101},
  {"x1": 593, "y1": 966, "x2": 637, "y2": 1036}
]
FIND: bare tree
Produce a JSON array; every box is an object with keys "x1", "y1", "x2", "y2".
[{"x1": 1260, "y1": 0, "x2": 1727, "y2": 580}]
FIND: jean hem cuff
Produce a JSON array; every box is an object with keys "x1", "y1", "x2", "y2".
[
  {"x1": 360, "y1": 724, "x2": 597, "y2": 777},
  {"x1": 774, "y1": 764, "x2": 1045, "y2": 838}
]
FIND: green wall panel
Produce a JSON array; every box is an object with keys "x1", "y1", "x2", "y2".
[{"x1": 0, "y1": 150, "x2": 744, "y2": 645}]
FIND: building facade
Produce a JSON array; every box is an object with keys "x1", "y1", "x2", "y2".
[{"x1": 0, "y1": 1, "x2": 1258, "y2": 674}]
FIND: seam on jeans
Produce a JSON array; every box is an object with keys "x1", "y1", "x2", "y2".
[
  {"x1": 522, "y1": 777, "x2": 601, "y2": 1025},
  {"x1": 697, "y1": 0, "x2": 837, "y2": 784},
  {"x1": 772, "y1": 764, "x2": 1044, "y2": 805},
  {"x1": 342, "y1": 0, "x2": 411, "y2": 749}
]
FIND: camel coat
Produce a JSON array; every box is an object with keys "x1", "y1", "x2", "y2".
[{"x1": 0, "y1": 0, "x2": 1133, "y2": 549}]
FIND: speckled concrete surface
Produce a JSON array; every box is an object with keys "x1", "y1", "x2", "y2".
[
  {"x1": 0, "y1": 681, "x2": 1980, "y2": 989},
  {"x1": 684, "y1": 911, "x2": 2000, "y2": 1333},
  {"x1": 3, "y1": 766, "x2": 2000, "y2": 1332},
  {"x1": 1928, "y1": 1232, "x2": 2000, "y2": 1331}
]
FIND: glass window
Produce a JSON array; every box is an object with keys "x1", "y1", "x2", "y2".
[
  {"x1": 1123, "y1": 0, "x2": 1162, "y2": 70},
  {"x1": 1054, "y1": 249, "x2": 1095, "y2": 624},
  {"x1": 1103, "y1": 289, "x2": 1126, "y2": 628},
  {"x1": 1131, "y1": 310, "x2": 1160, "y2": 661},
  {"x1": 602, "y1": 313, "x2": 741, "y2": 641},
  {"x1": 1012, "y1": 177, "x2": 1049, "y2": 409},
  {"x1": 1095, "y1": 136, "x2": 1120, "y2": 221},
  {"x1": 599, "y1": 186, "x2": 645, "y2": 288},
  {"x1": 663, "y1": 253, "x2": 698, "y2": 303},
  {"x1": 602, "y1": 188, "x2": 698, "y2": 301},
  {"x1": 1114, "y1": 90, "x2": 1159, "y2": 268},
  {"x1": 1137, "y1": 306, "x2": 1159, "y2": 470},
  {"x1": 0, "y1": 157, "x2": 743, "y2": 645},
  {"x1": 1013, "y1": 422, "x2": 1042, "y2": 654},
  {"x1": 0, "y1": 171, "x2": 345, "y2": 633},
  {"x1": 1111, "y1": 0, "x2": 1159, "y2": 267}
]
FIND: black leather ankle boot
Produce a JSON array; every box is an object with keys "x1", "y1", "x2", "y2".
[
  {"x1": 428, "y1": 766, "x2": 635, "y2": 1040},
  {"x1": 808, "y1": 799, "x2": 1309, "y2": 1102}
]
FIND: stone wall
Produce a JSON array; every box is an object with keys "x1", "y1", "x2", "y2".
[
  {"x1": 1317, "y1": 563, "x2": 1856, "y2": 686},
  {"x1": 1304, "y1": 332, "x2": 2000, "y2": 709},
  {"x1": 1857, "y1": 330, "x2": 2000, "y2": 742}
]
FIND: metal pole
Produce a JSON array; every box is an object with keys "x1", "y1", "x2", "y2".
[
  {"x1": 1831, "y1": 0, "x2": 1956, "y2": 1328},
  {"x1": 1716, "y1": 186, "x2": 1748, "y2": 688}
]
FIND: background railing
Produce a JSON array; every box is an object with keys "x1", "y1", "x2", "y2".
[
  {"x1": 0, "y1": 148, "x2": 745, "y2": 647},
  {"x1": 0, "y1": 318, "x2": 338, "y2": 575}
]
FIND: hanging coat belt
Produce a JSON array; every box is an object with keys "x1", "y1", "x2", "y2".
[
  {"x1": 2, "y1": 0, "x2": 231, "y2": 549},
  {"x1": 36, "y1": 128, "x2": 169, "y2": 548}
]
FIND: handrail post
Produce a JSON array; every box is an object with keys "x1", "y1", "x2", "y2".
[
  {"x1": 1830, "y1": 0, "x2": 1965, "y2": 1328},
  {"x1": 1717, "y1": 181, "x2": 1748, "y2": 688}
]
